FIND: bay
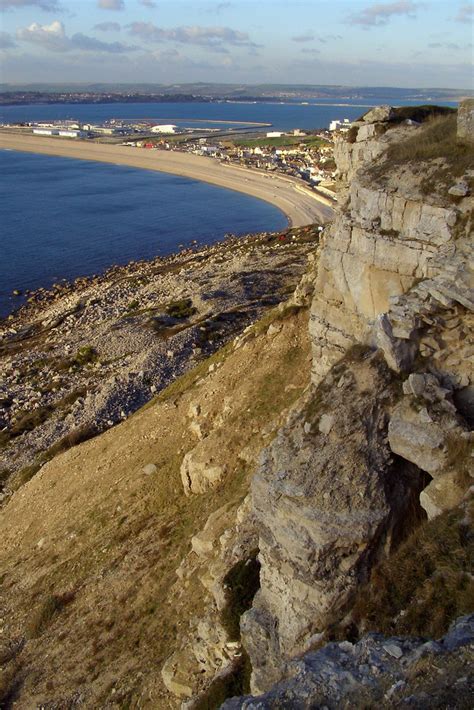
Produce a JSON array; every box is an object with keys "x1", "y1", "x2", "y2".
[{"x1": 0, "y1": 149, "x2": 287, "y2": 318}]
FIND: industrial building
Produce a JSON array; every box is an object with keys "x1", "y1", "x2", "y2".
[{"x1": 150, "y1": 124, "x2": 178, "y2": 134}]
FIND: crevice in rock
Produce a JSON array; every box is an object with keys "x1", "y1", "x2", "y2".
[
  {"x1": 384, "y1": 456, "x2": 431, "y2": 552},
  {"x1": 220, "y1": 550, "x2": 261, "y2": 642}
]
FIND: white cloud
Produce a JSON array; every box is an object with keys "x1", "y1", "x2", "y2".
[
  {"x1": 292, "y1": 32, "x2": 343, "y2": 44},
  {"x1": 17, "y1": 20, "x2": 136, "y2": 52},
  {"x1": 347, "y1": 1, "x2": 419, "y2": 27},
  {"x1": 0, "y1": 0, "x2": 60, "y2": 9},
  {"x1": 140, "y1": 0, "x2": 156, "y2": 7},
  {"x1": 17, "y1": 20, "x2": 66, "y2": 50},
  {"x1": 98, "y1": 0, "x2": 124, "y2": 10},
  {"x1": 127, "y1": 22, "x2": 260, "y2": 49},
  {"x1": 428, "y1": 41, "x2": 472, "y2": 50}
]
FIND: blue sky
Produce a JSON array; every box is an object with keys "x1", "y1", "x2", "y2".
[{"x1": 0, "y1": 1, "x2": 472, "y2": 88}]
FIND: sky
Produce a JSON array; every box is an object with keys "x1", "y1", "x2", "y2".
[{"x1": 0, "y1": 1, "x2": 472, "y2": 89}]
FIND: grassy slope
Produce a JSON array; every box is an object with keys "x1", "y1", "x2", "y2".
[{"x1": 0, "y1": 305, "x2": 311, "y2": 708}]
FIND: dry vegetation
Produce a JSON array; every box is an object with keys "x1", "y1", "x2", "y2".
[
  {"x1": 338, "y1": 499, "x2": 474, "y2": 641},
  {"x1": 0, "y1": 304, "x2": 311, "y2": 708},
  {"x1": 370, "y1": 113, "x2": 474, "y2": 188}
]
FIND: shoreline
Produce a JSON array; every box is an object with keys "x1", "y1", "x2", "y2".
[
  {"x1": 0, "y1": 224, "x2": 320, "y2": 489},
  {"x1": 0, "y1": 132, "x2": 334, "y2": 227}
]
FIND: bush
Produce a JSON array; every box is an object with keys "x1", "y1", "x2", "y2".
[
  {"x1": 165, "y1": 298, "x2": 197, "y2": 319},
  {"x1": 10, "y1": 405, "x2": 53, "y2": 438}
]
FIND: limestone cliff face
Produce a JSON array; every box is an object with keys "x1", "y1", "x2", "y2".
[
  {"x1": 241, "y1": 354, "x2": 426, "y2": 694},
  {"x1": 241, "y1": 105, "x2": 473, "y2": 694},
  {"x1": 311, "y1": 113, "x2": 472, "y2": 384}
]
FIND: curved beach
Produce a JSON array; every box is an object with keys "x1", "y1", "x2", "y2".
[{"x1": 0, "y1": 132, "x2": 334, "y2": 226}]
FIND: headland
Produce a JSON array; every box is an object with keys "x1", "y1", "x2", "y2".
[{"x1": 0, "y1": 132, "x2": 334, "y2": 226}]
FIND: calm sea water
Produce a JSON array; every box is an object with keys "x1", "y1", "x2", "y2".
[
  {"x1": 0, "y1": 149, "x2": 287, "y2": 318},
  {"x1": 0, "y1": 98, "x2": 457, "y2": 132}
]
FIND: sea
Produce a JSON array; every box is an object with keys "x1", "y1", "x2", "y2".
[{"x1": 0, "y1": 98, "x2": 458, "y2": 319}]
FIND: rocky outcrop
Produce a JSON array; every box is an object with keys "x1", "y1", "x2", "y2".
[
  {"x1": 312, "y1": 107, "x2": 473, "y2": 385},
  {"x1": 388, "y1": 373, "x2": 472, "y2": 519},
  {"x1": 458, "y1": 98, "x2": 474, "y2": 145},
  {"x1": 223, "y1": 614, "x2": 474, "y2": 709},
  {"x1": 240, "y1": 354, "x2": 426, "y2": 693},
  {"x1": 237, "y1": 107, "x2": 473, "y2": 698}
]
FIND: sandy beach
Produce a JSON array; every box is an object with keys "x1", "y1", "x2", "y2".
[{"x1": 0, "y1": 132, "x2": 334, "y2": 226}]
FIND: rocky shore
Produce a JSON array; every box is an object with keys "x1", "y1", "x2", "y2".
[{"x1": 0, "y1": 225, "x2": 321, "y2": 495}]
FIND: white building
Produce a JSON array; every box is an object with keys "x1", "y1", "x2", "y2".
[
  {"x1": 150, "y1": 124, "x2": 178, "y2": 134},
  {"x1": 266, "y1": 131, "x2": 284, "y2": 138},
  {"x1": 33, "y1": 128, "x2": 59, "y2": 136},
  {"x1": 329, "y1": 119, "x2": 351, "y2": 132},
  {"x1": 58, "y1": 130, "x2": 85, "y2": 138}
]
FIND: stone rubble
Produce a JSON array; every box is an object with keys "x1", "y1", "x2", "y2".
[
  {"x1": 221, "y1": 614, "x2": 474, "y2": 709},
  {"x1": 0, "y1": 227, "x2": 319, "y2": 492}
]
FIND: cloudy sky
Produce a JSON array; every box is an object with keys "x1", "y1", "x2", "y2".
[{"x1": 0, "y1": 0, "x2": 472, "y2": 88}]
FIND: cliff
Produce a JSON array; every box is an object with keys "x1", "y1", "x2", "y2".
[
  {"x1": 232, "y1": 103, "x2": 474, "y2": 700},
  {"x1": 0, "y1": 104, "x2": 472, "y2": 709}
]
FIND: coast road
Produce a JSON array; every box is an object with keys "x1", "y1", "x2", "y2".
[{"x1": 0, "y1": 133, "x2": 334, "y2": 227}]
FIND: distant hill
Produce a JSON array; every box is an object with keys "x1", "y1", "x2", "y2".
[{"x1": 0, "y1": 82, "x2": 472, "y2": 103}]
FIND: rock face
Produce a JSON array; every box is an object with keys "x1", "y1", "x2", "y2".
[
  {"x1": 457, "y1": 98, "x2": 474, "y2": 145},
  {"x1": 222, "y1": 614, "x2": 474, "y2": 709},
  {"x1": 240, "y1": 354, "x2": 426, "y2": 693},
  {"x1": 312, "y1": 114, "x2": 472, "y2": 384},
  {"x1": 388, "y1": 373, "x2": 472, "y2": 519},
  {"x1": 237, "y1": 107, "x2": 473, "y2": 698}
]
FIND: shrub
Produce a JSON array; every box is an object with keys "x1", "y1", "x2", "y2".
[
  {"x1": 10, "y1": 405, "x2": 53, "y2": 437},
  {"x1": 73, "y1": 345, "x2": 98, "y2": 366},
  {"x1": 165, "y1": 298, "x2": 197, "y2": 319}
]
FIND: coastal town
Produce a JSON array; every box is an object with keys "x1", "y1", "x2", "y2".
[{"x1": 0, "y1": 116, "x2": 349, "y2": 199}]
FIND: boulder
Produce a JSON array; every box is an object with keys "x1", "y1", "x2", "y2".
[
  {"x1": 457, "y1": 99, "x2": 474, "y2": 145},
  {"x1": 362, "y1": 105, "x2": 395, "y2": 123},
  {"x1": 180, "y1": 446, "x2": 226, "y2": 496},
  {"x1": 448, "y1": 181, "x2": 470, "y2": 197},
  {"x1": 222, "y1": 615, "x2": 474, "y2": 709}
]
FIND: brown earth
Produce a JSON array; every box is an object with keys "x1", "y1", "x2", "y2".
[{"x1": 0, "y1": 304, "x2": 311, "y2": 708}]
